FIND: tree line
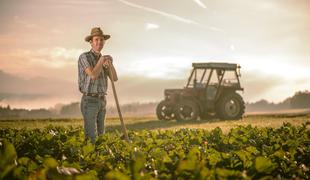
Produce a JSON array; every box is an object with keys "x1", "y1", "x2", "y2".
[{"x1": 1, "y1": 90, "x2": 310, "y2": 119}]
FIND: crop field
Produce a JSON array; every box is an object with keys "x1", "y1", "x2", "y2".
[{"x1": 0, "y1": 113, "x2": 309, "y2": 179}]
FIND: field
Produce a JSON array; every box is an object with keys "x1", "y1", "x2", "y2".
[
  {"x1": 0, "y1": 113, "x2": 310, "y2": 179},
  {"x1": 1, "y1": 113, "x2": 310, "y2": 132}
]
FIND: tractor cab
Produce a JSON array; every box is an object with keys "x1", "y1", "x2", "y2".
[{"x1": 186, "y1": 63, "x2": 243, "y2": 101}]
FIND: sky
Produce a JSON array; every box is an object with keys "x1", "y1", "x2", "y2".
[{"x1": 0, "y1": 0, "x2": 309, "y2": 109}]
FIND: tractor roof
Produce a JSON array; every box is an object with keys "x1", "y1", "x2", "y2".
[{"x1": 192, "y1": 62, "x2": 240, "y2": 70}]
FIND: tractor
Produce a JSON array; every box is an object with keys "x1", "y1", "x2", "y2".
[{"x1": 156, "y1": 62, "x2": 245, "y2": 121}]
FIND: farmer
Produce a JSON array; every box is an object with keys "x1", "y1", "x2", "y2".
[{"x1": 78, "y1": 27, "x2": 118, "y2": 143}]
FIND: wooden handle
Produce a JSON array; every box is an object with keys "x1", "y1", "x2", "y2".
[{"x1": 107, "y1": 63, "x2": 130, "y2": 142}]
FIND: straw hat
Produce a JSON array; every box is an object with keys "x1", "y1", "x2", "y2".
[{"x1": 85, "y1": 27, "x2": 110, "y2": 42}]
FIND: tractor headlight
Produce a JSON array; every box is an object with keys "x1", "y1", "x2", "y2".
[{"x1": 165, "y1": 95, "x2": 171, "y2": 100}]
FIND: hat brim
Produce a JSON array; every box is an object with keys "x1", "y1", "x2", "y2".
[{"x1": 85, "y1": 34, "x2": 110, "y2": 42}]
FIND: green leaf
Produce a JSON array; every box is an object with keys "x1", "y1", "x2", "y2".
[
  {"x1": 105, "y1": 171, "x2": 130, "y2": 180},
  {"x1": 0, "y1": 140, "x2": 17, "y2": 167},
  {"x1": 130, "y1": 151, "x2": 146, "y2": 178},
  {"x1": 207, "y1": 150, "x2": 222, "y2": 166},
  {"x1": 43, "y1": 158, "x2": 58, "y2": 168},
  {"x1": 215, "y1": 168, "x2": 242, "y2": 178},
  {"x1": 245, "y1": 146, "x2": 259, "y2": 155},
  {"x1": 177, "y1": 160, "x2": 196, "y2": 172},
  {"x1": 82, "y1": 143, "x2": 95, "y2": 157},
  {"x1": 255, "y1": 156, "x2": 276, "y2": 174},
  {"x1": 18, "y1": 157, "x2": 30, "y2": 165},
  {"x1": 0, "y1": 140, "x2": 17, "y2": 178}
]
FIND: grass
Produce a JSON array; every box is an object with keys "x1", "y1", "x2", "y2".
[{"x1": 0, "y1": 113, "x2": 309, "y2": 133}]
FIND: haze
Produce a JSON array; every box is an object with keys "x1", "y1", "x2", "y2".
[{"x1": 0, "y1": 0, "x2": 309, "y2": 109}]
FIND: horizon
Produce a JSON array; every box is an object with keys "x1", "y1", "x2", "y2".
[
  {"x1": 0, "y1": 0, "x2": 309, "y2": 109},
  {"x1": 0, "y1": 89, "x2": 300, "y2": 111}
]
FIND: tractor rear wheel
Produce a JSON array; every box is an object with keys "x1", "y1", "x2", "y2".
[
  {"x1": 175, "y1": 100, "x2": 199, "y2": 121},
  {"x1": 216, "y1": 92, "x2": 245, "y2": 120},
  {"x1": 156, "y1": 100, "x2": 175, "y2": 120}
]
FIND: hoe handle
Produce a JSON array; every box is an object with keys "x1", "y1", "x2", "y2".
[{"x1": 107, "y1": 63, "x2": 130, "y2": 142}]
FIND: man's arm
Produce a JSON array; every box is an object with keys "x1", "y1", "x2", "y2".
[{"x1": 84, "y1": 58, "x2": 104, "y2": 80}]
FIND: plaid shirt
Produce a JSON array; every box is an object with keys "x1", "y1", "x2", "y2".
[{"x1": 78, "y1": 50, "x2": 108, "y2": 95}]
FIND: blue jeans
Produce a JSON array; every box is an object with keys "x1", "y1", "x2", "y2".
[{"x1": 80, "y1": 95, "x2": 107, "y2": 143}]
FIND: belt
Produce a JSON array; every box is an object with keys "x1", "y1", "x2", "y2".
[{"x1": 83, "y1": 93, "x2": 106, "y2": 98}]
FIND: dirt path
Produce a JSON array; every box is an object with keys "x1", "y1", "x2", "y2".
[{"x1": 1, "y1": 113, "x2": 309, "y2": 132}]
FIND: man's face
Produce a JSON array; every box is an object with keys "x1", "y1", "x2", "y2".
[{"x1": 90, "y1": 36, "x2": 105, "y2": 52}]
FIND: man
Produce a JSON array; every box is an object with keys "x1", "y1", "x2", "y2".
[{"x1": 78, "y1": 27, "x2": 118, "y2": 143}]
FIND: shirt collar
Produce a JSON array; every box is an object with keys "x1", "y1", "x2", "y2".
[{"x1": 90, "y1": 49, "x2": 102, "y2": 59}]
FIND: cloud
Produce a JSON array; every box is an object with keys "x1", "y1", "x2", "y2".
[
  {"x1": 6, "y1": 47, "x2": 83, "y2": 68},
  {"x1": 49, "y1": 47, "x2": 83, "y2": 60},
  {"x1": 0, "y1": 93, "x2": 47, "y2": 101},
  {"x1": 50, "y1": 28, "x2": 64, "y2": 34},
  {"x1": 116, "y1": 0, "x2": 223, "y2": 32},
  {"x1": 13, "y1": 16, "x2": 39, "y2": 29},
  {"x1": 53, "y1": 0, "x2": 107, "y2": 6},
  {"x1": 0, "y1": 46, "x2": 84, "y2": 83},
  {"x1": 117, "y1": 0, "x2": 196, "y2": 24},
  {"x1": 230, "y1": 44, "x2": 235, "y2": 51},
  {"x1": 192, "y1": 0, "x2": 207, "y2": 9},
  {"x1": 145, "y1": 23, "x2": 159, "y2": 30},
  {"x1": 0, "y1": 70, "x2": 77, "y2": 96},
  {"x1": 0, "y1": 69, "x2": 79, "y2": 109}
]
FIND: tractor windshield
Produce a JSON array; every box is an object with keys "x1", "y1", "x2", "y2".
[
  {"x1": 186, "y1": 68, "x2": 240, "y2": 88},
  {"x1": 221, "y1": 70, "x2": 240, "y2": 86},
  {"x1": 186, "y1": 68, "x2": 207, "y2": 88}
]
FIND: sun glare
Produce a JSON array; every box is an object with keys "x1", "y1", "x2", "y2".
[{"x1": 126, "y1": 57, "x2": 193, "y2": 79}]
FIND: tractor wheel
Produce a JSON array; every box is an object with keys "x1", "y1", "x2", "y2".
[
  {"x1": 156, "y1": 100, "x2": 175, "y2": 120},
  {"x1": 216, "y1": 92, "x2": 245, "y2": 120},
  {"x1": 175, "y1": 100, "x2": 199, "y2": 121}
]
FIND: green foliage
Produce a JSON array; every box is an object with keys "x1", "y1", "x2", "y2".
[{"x1": 0, "y1": 122, "x2": 309, "y2": 179}]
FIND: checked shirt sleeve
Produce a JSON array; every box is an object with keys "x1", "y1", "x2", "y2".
[{"x1": 78, "y1": 53, "x2": 91, "y2": 71}]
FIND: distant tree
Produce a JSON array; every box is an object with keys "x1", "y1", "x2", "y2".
[
  {"x1": 28, "y1": 109, "x2": 53, "y2": 118},
  {"x1": 60, "y1": 102, "x2": 81, "y2": 117},
  {"x1": 277, "y1": 97, "x2": 291, "y2": 109},
  {"x1": 254, "y1": 99, "x2": 269, "y2": 107},
  {"x1": 290, "y1": 90, "x2": 310, "y2": 108}
]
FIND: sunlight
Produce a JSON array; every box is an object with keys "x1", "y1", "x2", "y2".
[
  {"x1": 145, "y1": 23, "x2": 159, "y2": 30},
  {"x1": 235, "y1": 57, "x2": 310, "y2": 80},
  {"x1": 126, "y1": 57, "x2": 193, "y2": 79}
]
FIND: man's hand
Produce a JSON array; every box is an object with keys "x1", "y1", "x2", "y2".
[
  {"x1": 101, "y1": 55, "x2": 113, "y2": 68},
  {"x1": 100, "y1": 55, "x2": 118, "y2": 81}
]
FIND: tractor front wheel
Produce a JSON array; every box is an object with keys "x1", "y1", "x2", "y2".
[
  {"x1": 156, "y1": 100, "x2": 175, "y2": 120},
  {"x1": 175, "y1": 100, "x2": 199, "y2": 121}
]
